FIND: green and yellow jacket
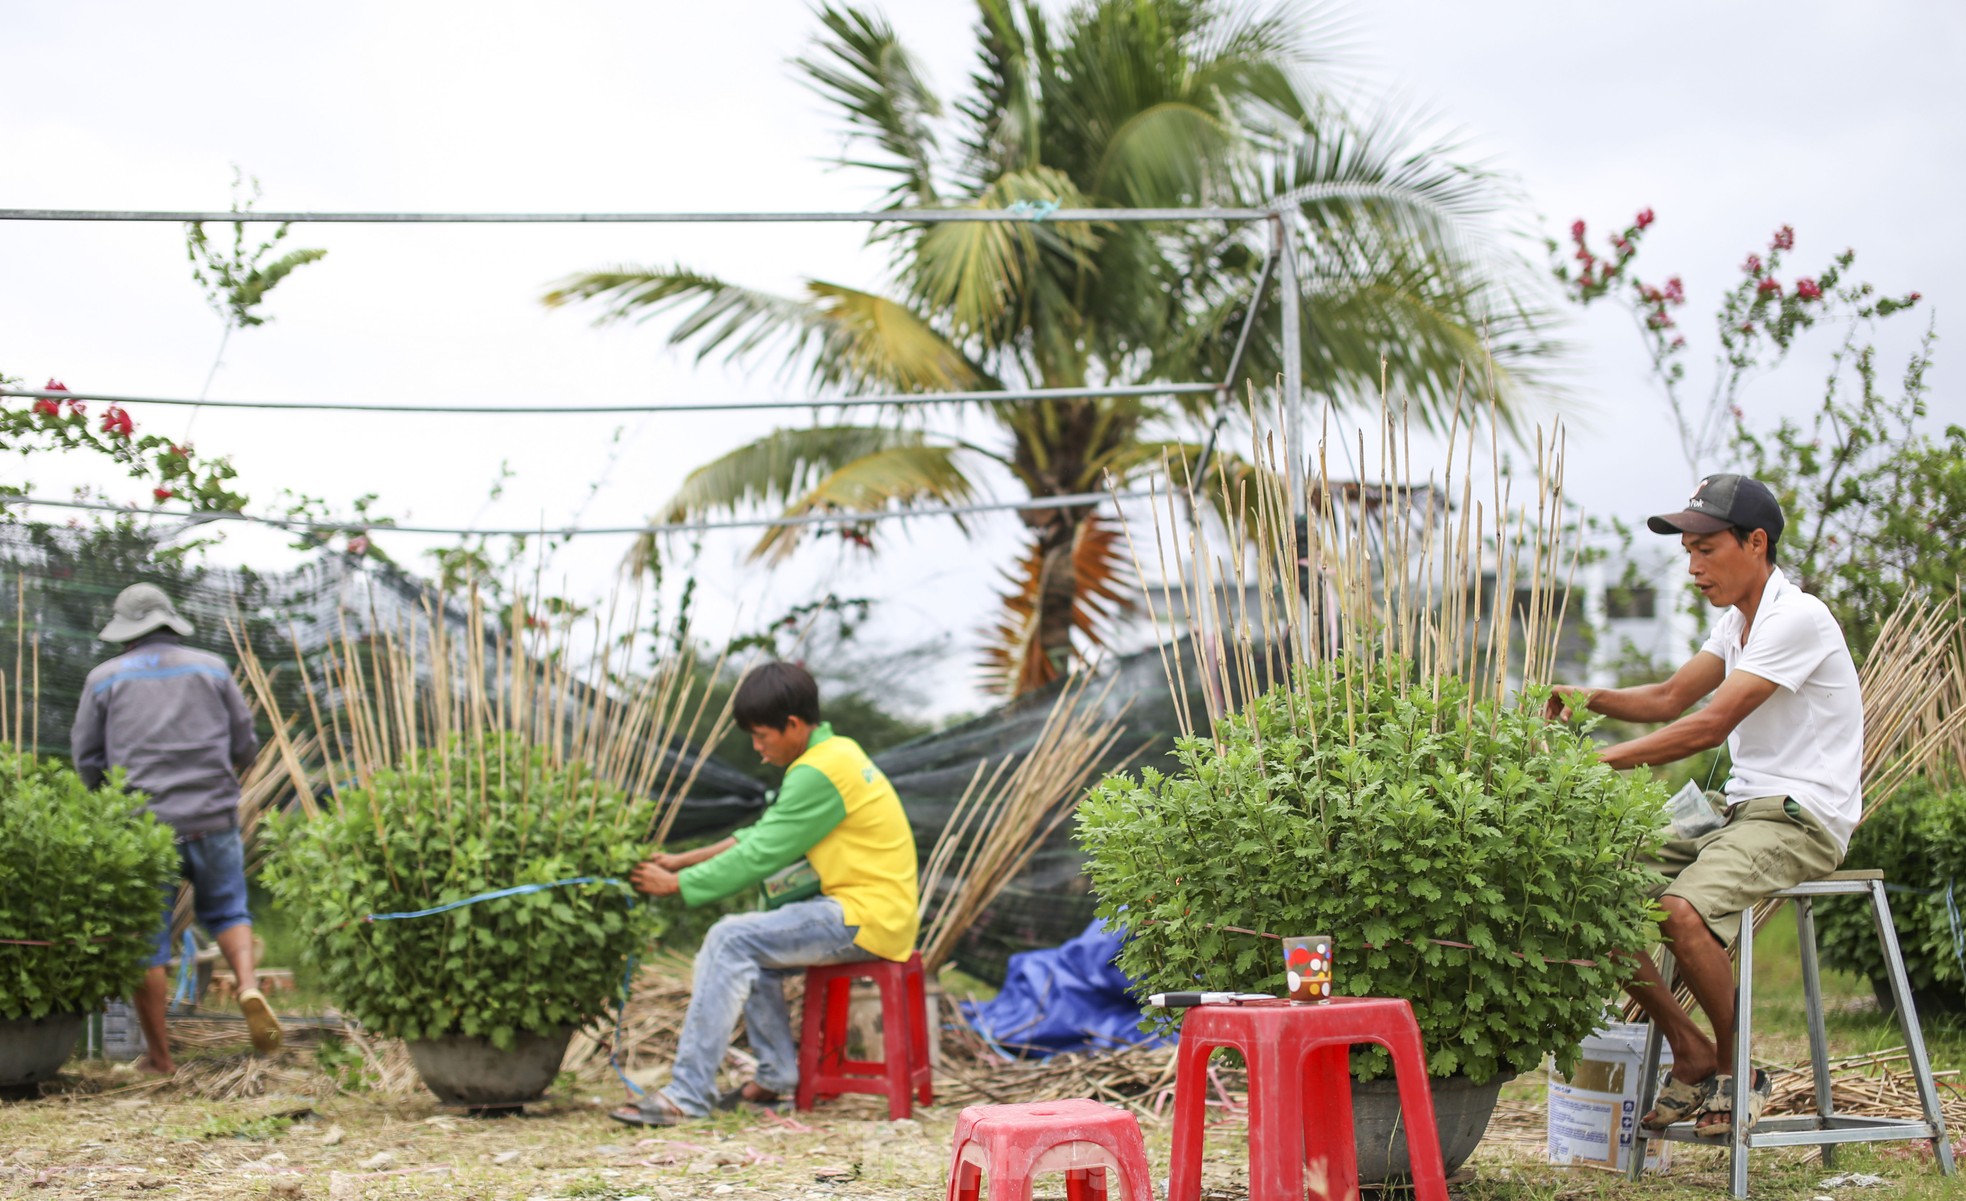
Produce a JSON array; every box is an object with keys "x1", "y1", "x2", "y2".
[{"x1": 677, "y1": 723, "x2": 920, "y2": 962}]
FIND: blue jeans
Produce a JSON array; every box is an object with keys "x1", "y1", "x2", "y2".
[
  {"x1": 147, "y1": 828, "x2": 252, "y2": 968},
  {"x1": 657, "y1": 897, "x2": 875, "y2": 1116}
]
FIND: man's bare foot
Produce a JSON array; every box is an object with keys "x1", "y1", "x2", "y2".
[{"x1": 135, "y1": 1055, "x2": 175, "y2": 1077}]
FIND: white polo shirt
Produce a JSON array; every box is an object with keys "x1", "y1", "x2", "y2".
[{"x1": 1699, "y1": 569, "x2": 1864, "y2": 849}]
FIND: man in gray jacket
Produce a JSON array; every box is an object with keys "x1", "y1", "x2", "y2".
[{"x1": 71, "y1": 584, "x2": 281, "y2": 1071}]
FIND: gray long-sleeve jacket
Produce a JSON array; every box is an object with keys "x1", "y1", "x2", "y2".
[{"x1": 70, "y1": 633, "x2": 258, "y2": 836}]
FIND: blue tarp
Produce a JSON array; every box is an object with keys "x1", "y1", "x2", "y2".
[{"x1": 958, "y1": 919, "x2": 1173, "y2": 1058}]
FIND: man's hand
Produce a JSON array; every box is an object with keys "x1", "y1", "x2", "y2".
[
  {"x1": 630, "y1": 860, "x2": 682, "y2": 897},
  {"x1": 649, "y1": 851, "x2": 692, "y2": 872},
  {"x1": 1545, "y1": 684, "x2": 1594, "y2": 722}
]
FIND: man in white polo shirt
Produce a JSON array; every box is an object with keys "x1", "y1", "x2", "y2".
[{"x1": 1547, "y1": 473, "x2": 1859, "y2": 1137}]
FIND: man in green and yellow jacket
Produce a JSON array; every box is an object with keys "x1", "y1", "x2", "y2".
[{"x1": 614, "y1": 661, "x2": 919, "y2": 1125}]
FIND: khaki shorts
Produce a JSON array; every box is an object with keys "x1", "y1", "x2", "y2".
[{"x1": 1648, "y1": 795, "x2": 1843, "y2": 945}]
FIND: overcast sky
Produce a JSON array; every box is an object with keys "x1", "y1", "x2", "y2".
[{"x1": 5, "y1": 1, "x2": 1960, "y2": 718}]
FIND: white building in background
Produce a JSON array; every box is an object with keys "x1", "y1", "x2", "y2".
[{"x1": 1574, "y1": 544, "x2": 1707, "y2": 687}]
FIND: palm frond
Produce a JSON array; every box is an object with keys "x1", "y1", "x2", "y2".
[
  {"x1": 543, "y1": 267, "x2": 983, "y2": 393},
  {"x1": 955, "y1": 0, "x2": 1046, "y2": 184},
  {"x1": 636, "y1": 425, "x2": 980, "y2": 566},
  {"x1": 753, "y1": 440, "x2": 981, "y2": 562},
  {"x1": 798, "y1": 3, "x2": 944, "y2": 206},
  {"x1": 906, "y1": 167, "x2": 1101, "y2": 342},
  {"x1": 978, "y1": 511, "x2": 1135, "y2": 696}
]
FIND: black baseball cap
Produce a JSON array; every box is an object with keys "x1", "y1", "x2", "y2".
[{"x1": 1648, "y1": 473, "x2": 1786, "y2": 542}]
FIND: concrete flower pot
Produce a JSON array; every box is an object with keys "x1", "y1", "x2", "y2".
[
  {"x1": 1351, "y1": 1072, "x2": 1506, "y2": 1182},
  {"x1": 0, "y1": 1013, "x2": 87, "y2": 1090},
  {"x1": 405, "y1": 1027, "x2": 574, "y2": 1108}
]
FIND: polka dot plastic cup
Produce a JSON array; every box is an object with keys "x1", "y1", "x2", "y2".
[{"x1": 1284, "y1": 935, "x2": 1333, "y2": 1003}]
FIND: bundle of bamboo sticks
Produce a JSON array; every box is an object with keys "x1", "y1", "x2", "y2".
[
  {"x1": 1116, "y1": 388, "x2": 1577, "y2": 742},
  {"x1": 230, "y1": 582, "x2": 737, "y2": 847},
  {"x1": 916, "y1": 670, "x2": 1136, "y2": 974}
]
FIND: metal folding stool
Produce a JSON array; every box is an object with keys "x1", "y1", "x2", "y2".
[{"x1": 1630, "y1": 869, "x2": 1956, "y2": 1197}]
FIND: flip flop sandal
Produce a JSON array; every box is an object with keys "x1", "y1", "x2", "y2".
[
  {"x1": 716, "y1": 1084, "x2": 788, "y2": 1112},
  {"x1": 608, "y1": 1094, "x2": 690, "y2": 1128},
  {"x1": 237, "y1": 989, "x2": 283, "y2": 1056},
  {"x1": 1641, "y1": 1071, "x2": 1718, "y2": 1130},
  {"x1": 1696, "y1": 1070, "x2": 1771, "y2": 1138}
]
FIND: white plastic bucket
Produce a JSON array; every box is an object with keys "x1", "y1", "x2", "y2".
[{"x1": 1547, "y1": 1021, "x2": 1672, "y2": 1173}]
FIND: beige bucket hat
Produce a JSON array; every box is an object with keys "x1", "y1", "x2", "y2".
[{"x1": 99, "y1": 583, "x2": 195, "y2": 642}]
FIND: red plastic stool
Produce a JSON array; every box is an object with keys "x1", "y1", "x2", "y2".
[
  {"x1": 796, "y1": 951, "x2": 934, "y2": 1120},
  {"x1": 1169, "y1": 998, "x2": 1447, "y2": 1201},
  {"x1": 947, "y1": 1099, "x2": 1156, "y2": 1201}
]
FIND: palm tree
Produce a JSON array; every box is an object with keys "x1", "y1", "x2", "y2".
[{"x1": 547, "y1": 0, "x2": 1557, "y2": 696}]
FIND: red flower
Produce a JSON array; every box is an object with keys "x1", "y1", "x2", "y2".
[
  {"x1": 1740, "y1": 322, "x2": 1756, "y2": 334},
  {"x1": 1757, "y1": 278, "x2": 1782, "y2": 296},
  {"x1": 100, "y1": 405, "x2": 134, "y2": 436},
  {"x1": 1670, "y1": 335, "x2": 1687, "y2": 349},
  {"x1": 1612, "y1": 236, "x2": 1630, "y2": 254},
  {"x1": 1742, "y1": 253, "x2": 1762, "y2": 275},
  {"x1": 1570, "y1": 219, "x2": 1587, "y2": 242},
  {"x1": 1795, "y1": 278, "x2": 1823, "y2": 301},
  {"x1": 1910, "y1": 291, "x2": 1923, "y2": 302},
  {"x1": 169, "y1": 443, "x2": 191, "y2": 458},
  {"x1": 34, "y1": 378, "x2": 69, "y2": 416},
  {"x1": 153, "y1": 487, "x2": 175, "y2": 503},
  {"x1": 1771, "y1": 225, "x2": 1795, "y2": 251},
  {"x1": 346, "y1": 534, "x2": 371, "y2": 556},
  {"x1": 1663, "y1": 276, "x2": 1685, "y2": 304},
  {"x1": 1635, "y1": 208, "x2": 1655, "y2": 230}
]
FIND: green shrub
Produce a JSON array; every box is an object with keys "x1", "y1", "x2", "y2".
[
  {"x1": 0, "y1": 745, "x2": 179, "y2": 1020},
  {"x1": 1816, "y1": 779, "x2": 1966, "y2": 1012},
  {"x1": 1077, "y1": 661, "x2": 1669, "y2": 1084},
  {"x1": 260, "y1": 736, "x2": 665, "y2": 1049}
]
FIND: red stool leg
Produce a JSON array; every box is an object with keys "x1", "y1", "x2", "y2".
[
  {"x1": 1302, "y1": 1040, "x2": 1357, "y2": 1201},
  {"x1": 1378, "y1": 1023, "x2": 1448, "y2": 1201},
  {"x1": 947, "y1": 1141, "x2": 982, "y2": 1201},
  {"x1": 795, "y1": 968, "x2": 828, "y2": 1112},
  {"x1": 908, "y1": 956, "x2": 935, "y2": 1106},
  {"x1": 1243, "y1": 1032, "x2": 1307, "y2": 1201},
  {"x1": 879, "y1": 963, "x2": 914, "y2": 1120},
  {"x1": 1166, "y1": 1034, "x2": 1217, "y2": 1201}
]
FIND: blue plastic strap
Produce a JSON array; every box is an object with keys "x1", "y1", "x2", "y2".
[
  {"x1": 365, "y1": 875, "x2": 627, "y2": 922},
  {"x1": 1006, "y1": 199, "x2": 1059, "y2": 221}
]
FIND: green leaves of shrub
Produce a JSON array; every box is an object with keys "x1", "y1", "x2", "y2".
[
  {"x1": 1078, "y1": 660, "x2": 1668, "y2": 1084},
  {"x1": 259, "y1": 737, "x2": 664, "y2": 1049},
  {"x1": 0, "y1": 746, "x2": 180, "y2": 1020},
  {"x1": 1816, "y1": 779, "x2": 1966, "y2": 1007}
]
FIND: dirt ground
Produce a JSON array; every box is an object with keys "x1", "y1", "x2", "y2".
[{"x1": 1, "y1": 1043, "x2": 1958, "y2": 1201}]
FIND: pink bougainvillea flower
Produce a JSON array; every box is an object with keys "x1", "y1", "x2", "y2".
[
  {"x1": 1570, "y1": 219, "x2": 1587, "y2": 241},
  {"x1": 1664, "y1": 276, "x2": 1685, "y2": 304},
  {"x1": 31, "y1": 398, "x2": 61, "y2": 416},
  {"x1": 1795, "y1": 278, "x2": 1823, "y2": 301},
  {"x1": 1757, "y1": 277, "x2": 1782, "y2": 295},
  {"x1": 100, "y1": 405, "x2": 134, "y2": 436},
  {"x1": 1742, "y1": 253, "x2": 1762, "y2": 275},
  {"x1": 153, "y1": 487, "x2": 175, "y2": 502},
  {"x1": 346, "y1": 534, "x2": 371, "y2": 556},
  {"x1": 1635, "y1": 208, "x2": 1656, "y2": 229},
  {"x1": 1772, "y1": 225, "x2": 1795, "y2": 251}
]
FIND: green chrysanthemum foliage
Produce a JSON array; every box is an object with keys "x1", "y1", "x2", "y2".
[
  {"x1": 0, "y1": 745, "x2": 179, "y2": 1020},
  {"x1": 1078, "y1": 659, "x2": 1669, "y2": 1084},
  {"x1": 261, "y1": 737, "x2": 664, "y2": 1049}
]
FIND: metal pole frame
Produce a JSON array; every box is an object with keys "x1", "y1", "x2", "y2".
[{"x1": 3, "y1": 201, "x2": 1308, "y2": 547}]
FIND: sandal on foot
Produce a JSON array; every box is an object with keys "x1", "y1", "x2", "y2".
[
  {"x1": 608, "y1": 1093, "x2": 690, "y2": 1128},
  {"x1": 1641, "y1": 1071, "x2": 1718, "y2": 1130},
  {"x1": 716, "y1": 1083, "x2": 786, "y2": 1112},
  {"x1": 1696, "y1": 1070, "x2": 1771, "y2": 1138},
  {"x1": 238, "y1": 989, "x2": 283, "y2": 1056}
]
